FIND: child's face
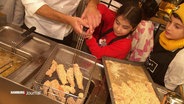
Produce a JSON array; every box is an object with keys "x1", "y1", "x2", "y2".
[
  {"x1": 165, "y1": 15, "x2": 184, "y2": 40},
  {"x1": 113, "y1": 16, "x2": 133, "y2": 37}
]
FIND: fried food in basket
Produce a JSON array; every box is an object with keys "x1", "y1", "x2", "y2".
[
  {"x1": 42, "y1": 79, "x2": 66, "y2": 102},
  {"x1": 43, "y1": 79, "x2": 62, "y2": 101},
  {"x1": 61, "y1": 85, "x2": 76, "y2": 94},
  {"x1": 67, "y1": 67, "x2": 75, "y2": 87},
  {"x1": 67, "y1": 97, "x2": 83, "y2": 104},
  {"x1": 43, "y1": 80, "x2": 51, "y2": 95},
  {"x1": 56, "y1": 64, "x2": 68, "y2": 85},
  {"x1": 48, "y1": 87, "x2": 57, "y2": 100},
  {"x1": 78, "y1": 93, "x2": 84, "y2": 98},
  {"x1": 42, "y1": 61, "x2": 85, "y2": 103},
  {"x1": 73, "y1": 64, "x2": 84, "y2": 90},
  {"x1": 46, "y1": 60, "x2": 58, "y2": 77}
]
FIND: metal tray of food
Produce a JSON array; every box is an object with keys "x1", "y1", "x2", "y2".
[
  {"x1": 33, "y1": 44, "x2": 97, "y2": 104},
  {"x1": 102, "y1": 57, "x2": 161, "y2": 104},
  {"x1": 0, "y1": 42, "x2": 32, "y2": 77},
  {"x1": 0, "y1": 25, "x2": 57, "y2": 84}
]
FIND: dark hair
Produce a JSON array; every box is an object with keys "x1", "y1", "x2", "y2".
[
  {"x1": 117, "y1": 3, "x2": 142, "y2": 28},
  {"x1": 172, "y1": 13, "x2": 183, "y2": 23},
  {"x1": 141, "y1": 0, "x2": 159, "y2": 20}
]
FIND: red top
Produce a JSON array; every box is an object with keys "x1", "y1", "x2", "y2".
[{"x1": 85, "y1": 4, "x2": 132, "y2": 59}]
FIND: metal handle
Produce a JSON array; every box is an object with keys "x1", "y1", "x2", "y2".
[{"x1": 21, "y1": 26, "x2": 36, "y2": 37}]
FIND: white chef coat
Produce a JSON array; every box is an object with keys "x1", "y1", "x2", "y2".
[
  {"x1": 165, "y1": 48, "x2": 184, "y2": 91},
  {"x1": 21, "y1": 0, "x2": 81, "y2": 40},
  {"x1": 1, "y1": 0, "x2": 24, "y2": 26}
]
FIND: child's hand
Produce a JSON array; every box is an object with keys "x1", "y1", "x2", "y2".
[{"x1": 84, "y1": 34, "x2": 93, "y2": 39}]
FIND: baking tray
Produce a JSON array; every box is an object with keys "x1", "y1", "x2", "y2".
[
  {"x1": 102, "y1": 57, "x2": 161, "y2": 104},
  {"x1": 33, "y1": 44, "x2": 97, "y2": 104}
]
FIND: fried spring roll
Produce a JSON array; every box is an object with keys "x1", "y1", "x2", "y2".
[
  {"x1": 56, "y1": 64, "x2": 68, "y2": 85},
  {"x1": 46, "y1": 60, "x2": 58, "y2": 77},
  {"x1": 43, "y1": 80, "x2": 51, "y2": 95},
  {"x1": 66, "y1": 68, "x2": 75, "y2": 87},
  {"x1": 48, "y1": 88, "x2": 57, "y2": 101},
  {"x1": 73, "y1": 64, "x2": 84, "y2": 90},
  {"x1": 67, "y1": 97, "x2": 76, "y2": 104}
]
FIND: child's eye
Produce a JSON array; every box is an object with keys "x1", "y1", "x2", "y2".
[
  {"x1": 122, "y1": 26, "x2": 129, "y2": 29},
  {"x1": 175, "y1": 25, "x2": 180, "y2": 29},
  {"x1": 115, "y1": 19, "x2": 120, "y2": 25}
]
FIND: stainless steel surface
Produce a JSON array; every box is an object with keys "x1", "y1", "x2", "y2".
[
  {"x1": 175, "y1": 84, "x2": 184, "y2": 100},
  {"x1": 11, "y1": 26, "x2": 36, "y2": 52},
  {"x1": 0, "y1": 43, "x2": 32, "y2": 77},
  {"x1": 0, "y1": 60, "x2": 13, "y2": 69},
  {"x1": 0, "y1": 76, "x2": 61, "y2": 104},
  {"x1": 73, "y1": 35, "x2": 85, "y2": 63},
  {"x1": 0, "y1": 25, "x2": 57, "y2": 84},
  {"x1": 0, "y1": 63, "x2": 108, "y2": 104},
  {"x1": 155, "y1": 83, "x2": 169, "y2": 101},
  {"x1": 0, "y1": 24, "x2": 109, "y2": 104},
  {"x1": 161, "y1": 91, "x2": 184, "y2": 104},
  {"x1": 33, "y1": 44, "x2": 97, "y2": 103},
  {"x1": 0, "y1": 25, "x2": 55, "y2": 57},
  {"x1": 0, "y1": 12, "x2": 6, "y2": 26},
  {"x1": 0, "y1": 60, "x2": 13, "y2": 74},
  {"x1": 75, "y1": 36, "x2": 84, "y2": 50}
]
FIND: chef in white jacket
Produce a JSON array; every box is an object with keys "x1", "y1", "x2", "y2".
[{"x1": 21, "y1": 0, "x2": 101, "y2": 46}]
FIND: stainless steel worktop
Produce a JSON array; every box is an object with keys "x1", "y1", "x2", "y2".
[
  {"x1": 0, "y1": 24, "x2": 168, "y2": 104},
  {"x1": 0, "y1": 24, "x2": 109, "y2": 104}
]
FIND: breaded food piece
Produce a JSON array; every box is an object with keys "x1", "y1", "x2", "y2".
[
  {"x1": 76, "y1": 98, "x2": 83, "y2": 104},
  {"x1": 43, "y1": 80, "x2": 51, "y2": 95},
  {"x1": 56, "y1": 64, "x2": 68, "y2": 85},
  {"x1": 46, "y1": 60, "x2": 58, "y2": 77},
  {"x1": 66, "y1": 67, "x2": 75, "y2": 87},
  {"x1": 67, "y1": 97, "x2": 76, "y2": 104},
  {"x1": 78, "y1": 93, "x2": 84, "y2": 98},
  {"x1": 58, "y1": 85, "x2": 66, "y2": 102},
  {"x1": 73, "y1": 64, "x2": 84, "y2": 90},
  {"x1": 48, "y1": 88, "x2": 57, "y2": 101},
  {"x1": 50, "y1": 79, "x2": 60, "y2": 90},
  {"x1": 61, "y1": 85, "x2": 76, "y2": 94}
]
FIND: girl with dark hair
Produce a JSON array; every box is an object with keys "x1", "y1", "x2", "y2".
[{"x1": 84, "y1": 3, "x2": 142, "y2": 59}]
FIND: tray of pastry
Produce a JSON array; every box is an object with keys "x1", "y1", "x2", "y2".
[
  {"x1": 33, "y1": 44, "x2": 97, "y2": 104},
  {"x1": 102, "y1": 57, "x2": 161, "y2": 104}
]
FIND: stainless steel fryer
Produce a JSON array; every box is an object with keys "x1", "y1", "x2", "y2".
[
  {"x1": 0, "y1": 24, "x2": 57, "y2": 84},
  {"x1": 0, "y1": 43, "x2": 31, "y2": 77},
  {"x1": 33, "y1": 44, "x2": 97, "y2": 104},
  {"x1": 0, "y1": 24, "x2": 115, "y2": 104}
]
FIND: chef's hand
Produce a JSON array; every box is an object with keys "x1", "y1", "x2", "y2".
[
  {"x1": 68, "y1": 16, "x2": 89, "y2": 35},
  {"x1": 81, "y1": 3, "x2": 101, "y2": 34}
]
